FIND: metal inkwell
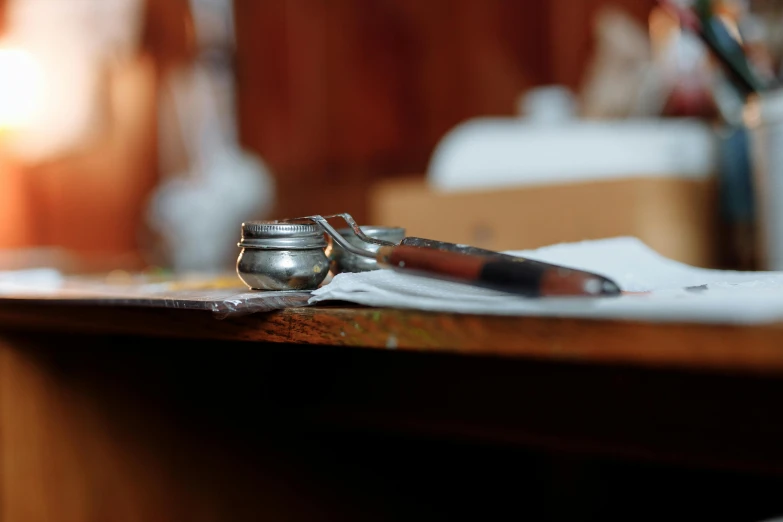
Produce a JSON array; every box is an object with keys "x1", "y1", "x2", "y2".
[
  {"x1": 237, "y1": 222, "x2": 330, "y2": 290},
  {"x1": 237, "y1": 213, "x2": 622, "y2": 297}
]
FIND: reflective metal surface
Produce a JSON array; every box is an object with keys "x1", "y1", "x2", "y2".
[
  {"x1": 237, "y1": 221, "x2": 329, "y2": 290},
  {"x1": 329, "y1": 226, "x2": 406, "y2": 274},
  {"x1": 237, "y1": 248, "x2": 329, "y2": 290},
  {"x1": 239, "y1": 221, "x2": 326, "y2": 249}
]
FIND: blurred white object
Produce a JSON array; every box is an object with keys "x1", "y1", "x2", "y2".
[
  {"x1": 428, "y1": 114, "x2": 717, "y2": 192},
  {"x1": 746, "y1": 89, "x2": 783, "y2": 270},
  {"x1": 0, "y1": 268, "x2": 62, "y2": 295},
  {"x1": 148, "y1": 66, "x2": 274, "y2": 272},
  {"x1": 516, "y1": 85, "x2": 577, "y2": 124},
  {"x1": 649, "y1": 6, "x2": 711, "y2": 108},
  {"x1": 147, "y1": 0, "x2": 274, "y2": 272},
  {"x1": 582, "y1": 7, "x2": 667, "y2": 119},
  {"x1": 148, "y1": 140, "x2": 273, "y2": 273}
]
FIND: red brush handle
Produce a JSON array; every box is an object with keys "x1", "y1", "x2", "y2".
[{"x1": 375, "y1": 245, "x2": 619, "y2": 297}]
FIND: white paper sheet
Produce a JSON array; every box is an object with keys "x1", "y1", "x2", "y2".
[{"x1": 310, "y1": 237, "x2": 783, "y2": 324}]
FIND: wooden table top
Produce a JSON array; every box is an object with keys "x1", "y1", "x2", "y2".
[{"x1": 0, "y1": 300, "x2": 782, "y2": 375}]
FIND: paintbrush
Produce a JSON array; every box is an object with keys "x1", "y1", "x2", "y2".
[{"x1": 658, "y1": 0, "x2": 767, "y2": 96}]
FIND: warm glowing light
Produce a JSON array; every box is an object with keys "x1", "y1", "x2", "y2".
[{"x1": 0, "y1": 48, "x2": 44, "y2": 130}]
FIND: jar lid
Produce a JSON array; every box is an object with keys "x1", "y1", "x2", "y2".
[{"x1": 239, "y1": 221, "x2": 327, "y2": 250}]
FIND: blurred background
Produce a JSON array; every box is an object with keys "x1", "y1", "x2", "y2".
[{"x1": 0, "y1": 0, "x2": 780, "y2": 275}]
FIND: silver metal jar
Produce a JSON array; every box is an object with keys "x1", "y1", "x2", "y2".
[
  {"x1": 237, "y1": 222, "x2": 329, "y2": 290},
  {"x1": 328, "y1": 226, "x2": 405, "y2": 274}
]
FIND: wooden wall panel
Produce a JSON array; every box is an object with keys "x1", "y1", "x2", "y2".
[
  {"x1": 234, "y1": 0, "x2": 655, "y2": 222},
  {"x1": 234, "y1": 0, "x2": 552, "y2": 222}
]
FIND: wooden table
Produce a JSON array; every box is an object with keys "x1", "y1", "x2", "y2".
[{"x1": 2, "y1": 302, "x2": 783, "y2": 521}]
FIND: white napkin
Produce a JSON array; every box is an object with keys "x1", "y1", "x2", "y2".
[
  {"x1": 310, "y1": 237, "x2": 783, "y2": 324},
  {"x1": 0, "y1": 269, "x2": 63, "y2": 295}
]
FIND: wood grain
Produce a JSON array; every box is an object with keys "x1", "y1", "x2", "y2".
[
  {"x1": 0, "y1": 302, "x2": 782, "y2": 375},
  {"x1": 4, "y1": 302, "x2": 783, "y2": 521},
  {"x1": 3, "y1": 326, "x2": 783, "y2": 522}
]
